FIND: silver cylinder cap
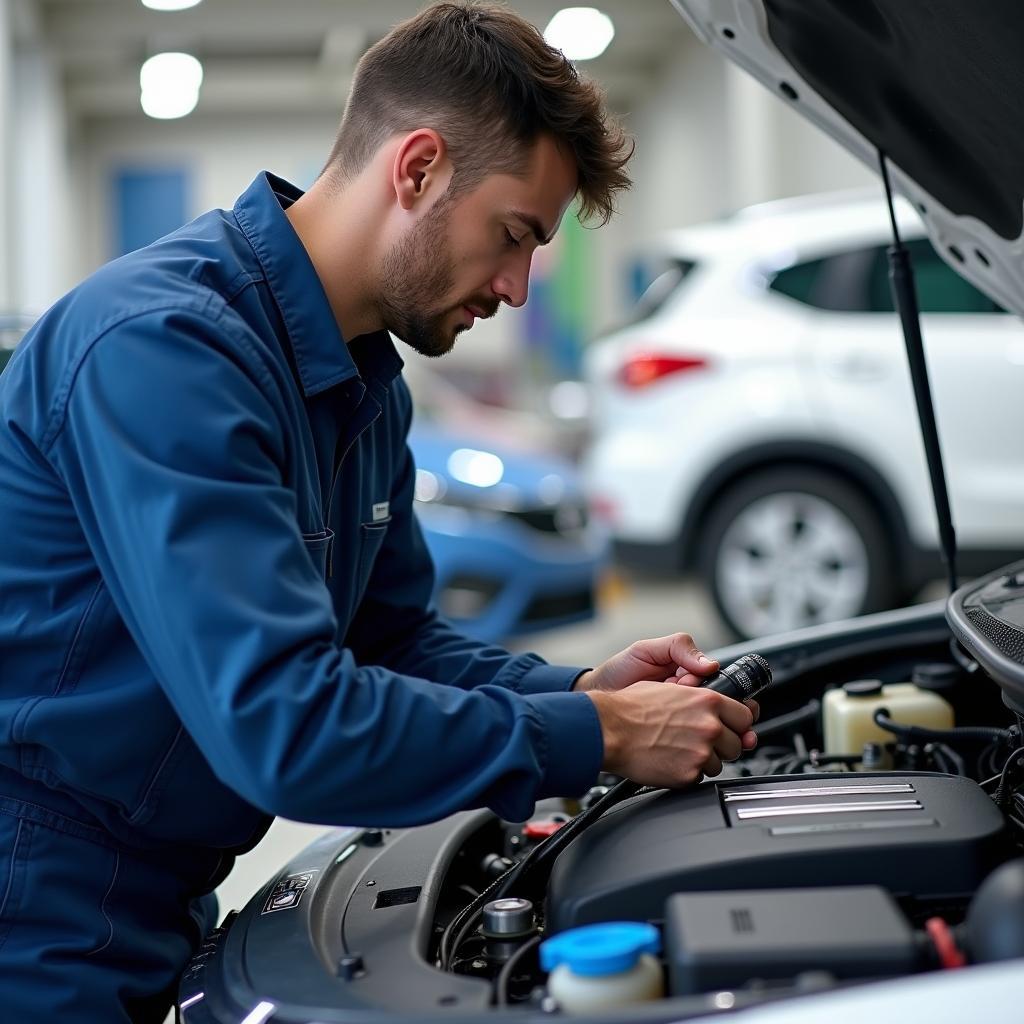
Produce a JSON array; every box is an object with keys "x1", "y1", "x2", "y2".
[{"x1": 482, "y1": 897, "x2": 535, "y2": 937}]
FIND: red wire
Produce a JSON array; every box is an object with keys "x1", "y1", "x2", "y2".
[{"x1": 925, "y1": 917, "x2": 966, "y2": 969}]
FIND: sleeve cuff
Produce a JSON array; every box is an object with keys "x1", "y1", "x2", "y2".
[
  {"x1": 524, "y1": 690, "x2": 604, "y2": 798},
  {"x1": 515, "y1": 662, "x2": 589, "y2": 696}
]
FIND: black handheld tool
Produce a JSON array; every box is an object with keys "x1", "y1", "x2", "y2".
[{"x1": 701, "y1": 653, "x2": 773, "y2": 702}]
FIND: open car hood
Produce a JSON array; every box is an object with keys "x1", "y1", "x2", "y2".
[{"x1": 670, "y1": 0, "x2": 1024, "y2": 317}]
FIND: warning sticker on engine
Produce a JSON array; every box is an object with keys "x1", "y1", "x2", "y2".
[{"x1": 262, "y1": 869, "x2": 319, "y2": 914}]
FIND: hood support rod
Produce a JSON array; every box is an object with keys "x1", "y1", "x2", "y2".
[{"x1": 878, "y1": 151, "x2": 958, "y2": 593}]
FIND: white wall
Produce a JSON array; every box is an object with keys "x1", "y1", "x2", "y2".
[
  {"x1": 0, "y1": 0, "x2": 13, "y2": 311},
  {"x1": 13, "y1": 45, "x2": 74, "y2": 314},
  {"x1": 619, "y1": 34, "x2": 733, "y2": 243},
  {"x1": 728, "y1": 63, "x2": 876, "y2": 205}
]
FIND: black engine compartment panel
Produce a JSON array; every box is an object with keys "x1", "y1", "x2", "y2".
[{"x1": 547, "y1": 772, "x2": 1008, "y2": 933}]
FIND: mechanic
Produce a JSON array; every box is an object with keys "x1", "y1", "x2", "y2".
[{"x1": 0, "y1": 3, "x2": 757, "y2": 1021}]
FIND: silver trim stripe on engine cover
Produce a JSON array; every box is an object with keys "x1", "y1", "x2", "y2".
[
  {"x1": 735, "y1": 799, "x2": 923, "y2": 820},
  {"x1": 724, "y1": 783, "x2": 916, "y2": 803},
  {"x1": 769, "y1": 818, "x2": 938, "y2": 836}
]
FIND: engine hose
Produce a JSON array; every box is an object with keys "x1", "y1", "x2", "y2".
[
  {"x1": 925, "y1": 917, "x2": 967, "y2": 969},
  {"x1": 754, "y1": 700, "x2": 821, "y2": 737},
  {"x1": 495, "y1": 934, "x2": 543, "y2": 1006},
  {"x1": 493, "y1": 778, "x2": 645, "y2": 903},
  {"x1": 926, "y1": 742, "x2": 966, "y2": 777},
  {"x1": 994, "y1": 745, "x2": 1024, "y2": 809},
  {"x1": 440, "y1": 778, "x2": 645, "y2": 968},
  {"x1": 872, "y1": 710, "x2": 1012, "y2": 745}
]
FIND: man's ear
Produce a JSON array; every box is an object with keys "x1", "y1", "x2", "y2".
[{"x1": 392, "y1": 129, "x2": 451, "y2": 211}]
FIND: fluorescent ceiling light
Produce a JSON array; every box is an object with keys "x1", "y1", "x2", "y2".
[
  {"x1": 140, "y1": 52, "x2": 203, "y2": 119},
  {"x1": 544, "y1": 7, "x2": 615, "y2": 61},
  {"x1": 140, "y1": 0, "x2": 203, "y2": 10}
]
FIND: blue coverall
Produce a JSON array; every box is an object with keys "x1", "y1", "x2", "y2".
[{"x1": 0, "y1": 172, "x2": 604, "y2": 1021}]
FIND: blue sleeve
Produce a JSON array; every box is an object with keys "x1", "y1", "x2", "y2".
[
  {"x1": 344, "y1": 419, "x2": 588, "y2": 699},
  {"x1": 46, "y1": 307, "x2": 604, "y2": 827}
]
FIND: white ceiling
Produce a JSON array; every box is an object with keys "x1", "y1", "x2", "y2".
[{"x1": 16, "y1": 0, "x2": 693, "y2": 123}]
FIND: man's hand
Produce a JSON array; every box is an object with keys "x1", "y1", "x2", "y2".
[
  {"x1": 572, "y1": 632, "x2": 720, "y2": 694},
  {"x1": 586, "y1": 681, "x2": 755, "y2": 788}
]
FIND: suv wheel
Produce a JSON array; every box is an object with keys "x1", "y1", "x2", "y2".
[{"x1": 697, "y1": 469, "x2": 896, "y2": 639}]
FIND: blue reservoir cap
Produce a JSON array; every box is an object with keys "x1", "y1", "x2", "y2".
[{"x1": 540, "y1": 922, "x2": 661, "y2": 977}]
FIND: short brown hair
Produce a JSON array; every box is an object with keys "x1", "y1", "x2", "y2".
[{"x1": 323, "y1": 1, "x2": 633, "y2": 224}]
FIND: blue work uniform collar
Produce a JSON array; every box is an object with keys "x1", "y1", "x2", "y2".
[{"x1": 233, "y1": 171, "x2": 404, "y2": 398}]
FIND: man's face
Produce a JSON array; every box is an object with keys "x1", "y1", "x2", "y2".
[{"x1": 379, "y1": 134, "x2": 578, "y2": 358}]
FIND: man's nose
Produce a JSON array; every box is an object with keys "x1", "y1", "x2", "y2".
[{"x1": 493, "y1": 262, "x2": 530, "y2": 309}]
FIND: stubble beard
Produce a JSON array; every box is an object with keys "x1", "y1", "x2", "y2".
[{"x1": 378, "y1": 195, "x2": 464, "y2": 359}]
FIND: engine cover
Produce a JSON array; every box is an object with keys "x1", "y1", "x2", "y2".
[{"x1": 547, "y1": 773, "x2": 1008, "y2": 933}]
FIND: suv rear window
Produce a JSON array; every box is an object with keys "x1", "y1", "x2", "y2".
[
  {"x1": 865, "y1": 239, "x2": 1004, "y2": 314},
  {"x1": 769, "y1": 238, "x2": 1003, "y2": 314},
  {"x1": 626, "y1": 259, "x2": 698, "y2": 325}
]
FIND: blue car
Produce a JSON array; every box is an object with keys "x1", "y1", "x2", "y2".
[{"x1": 409, "y1": 421, "x2": 607, "y2": 643}]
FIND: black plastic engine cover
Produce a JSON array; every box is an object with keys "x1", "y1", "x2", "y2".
[{"x1": 547, "y1": 773, "x2": 1007, "y2": 933}]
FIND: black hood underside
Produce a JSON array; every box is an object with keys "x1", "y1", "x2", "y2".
[{"x1": 764, "y1": 0, "x2": 1024, "y2": 241}]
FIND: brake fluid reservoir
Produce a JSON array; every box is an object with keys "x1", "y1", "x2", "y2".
[
  {"x1": 823, "y1": 680, "x2": 954, "y2": 757},
  {"x1": 540, "y1": 922, "x2": 664, "y2": 1013}
]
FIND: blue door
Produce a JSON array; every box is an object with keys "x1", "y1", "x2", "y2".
[{"x1": 111, "y1": 168, "x2": 190, "y2": 257}]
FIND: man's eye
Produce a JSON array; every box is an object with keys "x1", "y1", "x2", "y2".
[{"x1": 504, "y1": 228, "x2": 521, "y2": 249}]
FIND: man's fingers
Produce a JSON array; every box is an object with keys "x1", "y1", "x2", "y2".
[
  {"x1": 713, "y1": 692, "x2": 754, "y2": 734},
  {"x1": 741, "y1": 729, "x2": 758, "y2": 751},
  {"x1": 669, "y1": 633, "x2": 718, "y2": 677},
  {"x1": 702, "y1": 752, "x2": 724, "y2": 778},
  {"x1": 714, "y1": 729, "x2": 743, "y2": 763},
  {"x1": 745, "y1": 698, "x2": 760, "y2": 723},
  {"x1": 672, "y1": 671, "x2": 702, "y2": 687}
]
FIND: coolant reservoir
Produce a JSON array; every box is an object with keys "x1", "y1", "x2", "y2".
[
  {"x1": 823, "y1": 680, "x2": 954, "y2": 758},
  {"x1": 540, "y1": 921, "x2": 664, "y2": 1013}
]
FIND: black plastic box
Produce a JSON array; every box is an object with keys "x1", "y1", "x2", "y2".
[{"x1": 665, "y1": 885, "x2": 916, "y2": 995}]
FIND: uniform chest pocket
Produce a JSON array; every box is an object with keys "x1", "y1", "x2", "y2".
[
  {"x1": 301, "y1": 528, "x2": 335, "y2": 580},
  {"x1": 356, "y1": 520, "x2": 390, "y2": 594}
]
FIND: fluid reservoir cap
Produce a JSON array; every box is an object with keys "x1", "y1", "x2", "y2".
[
  {"x1": 912, "y1": 662, "x2": 959, "y2": 692},
  {"x1": 540, "y1": 922, "x2": 660, "y2": 977},
  {"x1": 843, "y1": 679, "x2": 884, "y2": 698}
]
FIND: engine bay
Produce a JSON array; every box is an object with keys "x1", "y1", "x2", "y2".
[{"x1": 179, "y1": 561, "x2": 1024, "y2": 1022}]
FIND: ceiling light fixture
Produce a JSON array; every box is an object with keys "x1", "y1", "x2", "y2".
[
  {"x1": 543, "y1": 7, "x2": 615, "y2": 61},
  {"x1": 140, "y1": 52, "x2": 203, "y2": 120},
  {"x1": 140, "y1": 0, "x2": 203, "y2": 11}
]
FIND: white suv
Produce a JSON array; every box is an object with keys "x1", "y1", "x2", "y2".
[{"x1": 584, "y1": 190, "x2": 1024, "y2": 639}]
